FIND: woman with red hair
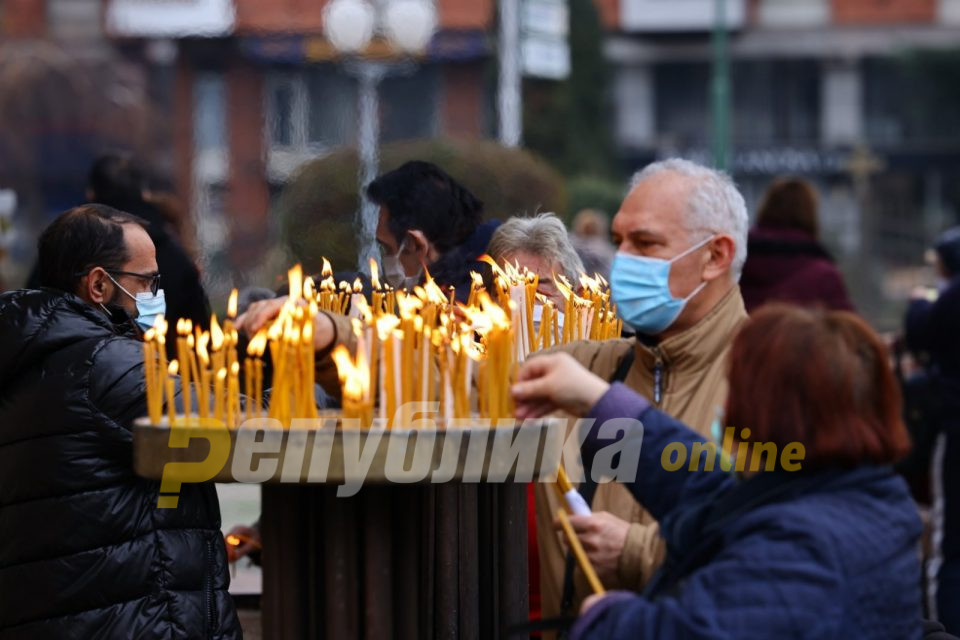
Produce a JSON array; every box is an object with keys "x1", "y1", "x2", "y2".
[{"x1": 512, "y1": 305, "x2": 922, "y2": 639}]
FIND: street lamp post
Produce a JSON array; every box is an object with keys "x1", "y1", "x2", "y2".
[{"x1": 324, "y1": 0, "x2": 437, "y2": 272}]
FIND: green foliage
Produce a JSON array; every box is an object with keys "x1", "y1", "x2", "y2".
[
  {"x1": 276, "y1": 138, "x2": 566, "y2": 274},
  {"x1": 522, "y1": 0, "x2": 615, "y2": 179},
  {"x1": 565, "y1": 175, "x2": 625, "y2": 222}
]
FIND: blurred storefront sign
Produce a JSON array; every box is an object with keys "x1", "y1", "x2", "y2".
[
  {"x1": 520, "y1": 0, "x2": 570, "y2": 80},
  {"x1": 676, "y1": 146, "x2": 850, "y2": 175},
  {"x1": 106, "y1": 0, "x2": 235, "y2": 37},
  {"x1": 622, "y1": 0, "x2": 746, "y2": 32},
  {"x1": 240, "y1": 31, "x2": 489, "y2": 64}
]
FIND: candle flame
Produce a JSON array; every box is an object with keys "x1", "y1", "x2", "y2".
[
  {"x1": 352, "y1": 277, "x2": 363, "y2": 293},
  {"x1": 246, "y1": 329, "x2": 268, "y2": 357},
  {"x1": 168, "y1": 360, "x2": 179, "y2": 376},
  {"x1": 210, "y1": 315, "x2": 224, "y2": 351},
  {"x1": 197, "y1": 332, "x2": 210, "y2": 364},
  {"x1": 470, "y1": 271, "x2": 484, "y2": 288},
  {"x1": 216, "y1": 368, "x2": 227, "y2": 382},
  {"x1": 144, "y1": 328, "x2": 156, "y2": 342},
  {"x1": 369, "y1": 258, "x2": 381, "y2": 290},
  {"x1": 288, "y1": 264, "x2": 303, "y2": 301},
  {"x1": 231, "y1": 361, "x2": 239, "y2": 376},
  {"x1": 332, "y1": 345, "x2": 369, "y2": 400},
  {"x1": 227, "y1": 289, "x2": 238, "y2": 318},
  {"x1": 303, "y1": 276, "x2": 316, "y2": 300},
  {"x1": 321, "y1": 257, "x2": 333, "y2": 279},
  {"x1": 226, "y1": 535, "x2": 241, "y2": 546}
]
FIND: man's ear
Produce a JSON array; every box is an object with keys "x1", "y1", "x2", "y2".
[
  {"x1": 702, "y1": 235, "x2": 736, "y2": 282},
  {"x1": 85, "y1": 267, "x2": 112, "y2": 305},
  {"x1": 406, "y1": 230, "x2": 431, "y2": 258}
]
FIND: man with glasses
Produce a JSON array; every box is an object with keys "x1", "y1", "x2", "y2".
[{"x1": 0, "y1": 204, "x2": 241, "y2": 639}]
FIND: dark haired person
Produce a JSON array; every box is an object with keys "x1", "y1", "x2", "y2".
[
  {"x1": 513, "y1": 305, "x2": 922, "y2": 639},
  {"x1": 740, "y1": 177, "x2": 854, "y2": 312},
  {"x1": 906, "y1": 226, "x2": 960, "y2": 634},
  {"x1": 0, "y1": 205, "x2": 240, "y2": 639},
  {"x1": 30, "y1": 152, "x2": 211, "y2": 350},
  {"x1": 368, "y1": 160, "x2": 498, "y2": 299}
]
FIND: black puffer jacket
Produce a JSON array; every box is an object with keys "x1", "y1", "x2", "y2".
[{"x1": 0, "y1": 289, "x2": 241, "y2": 639}]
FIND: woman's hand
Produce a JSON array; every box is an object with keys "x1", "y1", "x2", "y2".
[
  {"x1": 511, "y1": 352, "x2": 610, "y2": 419},
  {"x1": 235, "y1": 296, "x2": 336, "y2": 352}
]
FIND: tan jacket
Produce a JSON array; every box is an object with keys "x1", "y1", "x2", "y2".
[{"x1": 536, "y1": 286, "x2": 748, "y2": 619}]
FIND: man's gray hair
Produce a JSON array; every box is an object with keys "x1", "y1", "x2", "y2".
[
  {"x1": 631, "y1": 158, "x2": 749, "y2": 281},
  {"x1": 488, "y1": 213, "x2": 585, "y2": 281}
]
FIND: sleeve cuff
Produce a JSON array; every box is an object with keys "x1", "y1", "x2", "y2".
[{"x1": 587, "y1": 383, "x2": 651, "y2": 424}]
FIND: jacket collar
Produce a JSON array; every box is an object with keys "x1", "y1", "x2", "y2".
[{"x1": 633, "y1": 285, "x2": 748, "y2": 373}]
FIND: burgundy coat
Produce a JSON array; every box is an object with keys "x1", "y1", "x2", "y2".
[{"x1": 740, "y1": 227, "x2": 855, "y2": 313}]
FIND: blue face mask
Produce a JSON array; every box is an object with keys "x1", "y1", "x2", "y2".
[
  {"x1": 610, "y1": 235, "x2": 713, "y2": 335},
  {"x1": 106, "y1": 274, "x2": 166, "y2": 331}
]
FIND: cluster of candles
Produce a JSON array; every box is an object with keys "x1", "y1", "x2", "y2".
[
  {"x1": 482, "y1": 258, "x2": 622, "y2": 361},
  {"x1": 143, "y1": 291, "x2": 263, "y2": 428},
  {"x1": 143, "y1": 258, "x2": 619, "y2": 429}
]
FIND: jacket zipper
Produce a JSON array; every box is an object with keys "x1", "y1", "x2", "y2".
[
  {"x1": 652, "y1": 348, "x2": 665, "y2": 406},
  {"x1": 205, "y1": 537, "x2": 216, "y2": 638}
]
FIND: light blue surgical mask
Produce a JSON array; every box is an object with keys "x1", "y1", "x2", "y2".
[
  {"x1": 107, "y1": 274, "x2": 166, "y2": 331},
  {"x1": 610, "y1": 235, "x2": 713, "y2": 335}
]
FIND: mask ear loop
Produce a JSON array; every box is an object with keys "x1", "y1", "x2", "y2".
[{"x1": 673, "y1": 235, "x2": 716, "y2": 303}]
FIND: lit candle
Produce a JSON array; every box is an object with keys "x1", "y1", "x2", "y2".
[{"x1": 166, "y1": 360, "x2": 179, "y2": 426}]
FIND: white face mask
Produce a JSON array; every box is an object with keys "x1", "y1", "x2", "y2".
[{"x1": 381, "y1": 237, "x2": 423, "y2": 290}]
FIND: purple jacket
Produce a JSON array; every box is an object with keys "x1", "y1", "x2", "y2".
[
  {"x1": 571, "y1": 384, "x2": 922, "y2": 640},
  {"x1": 740, "y1": 227, "x2": 855, "y2": 313}
]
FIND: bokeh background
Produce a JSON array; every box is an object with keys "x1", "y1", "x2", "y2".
[{"x1": 2, "y1": 0, "x2": 959, "y2": 328}]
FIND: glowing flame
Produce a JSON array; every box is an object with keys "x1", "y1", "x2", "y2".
[
  {"x1": 375, "y1": 315, "x2": 401, "y2": 341},
  {"x1": 210, "y1": 315, "x2": 224, "y2": 351},
  {"x1": 321, "y1": 257, "x2": 333, "y2": 279},
  {"x1": 304, "y1": 276, "x2": 316, "y2": 300},
  {"x1": 246, "y1": 330, "x2": 267, "y2": 357},
  {"x1": 227, "y1": 289, "x2": 238, "y2": 318},
  {"x1": 144, "y1": 328, "x2": 156, "y2": 342},
  {"x1": 470, "y1": 271, "x2": 484, "y2": 288},
  {"x1": 332, "y1": 345, "x2": 369, "y2": 401},
  {"x1": 352, "y1": 277, "x2": 363, "y2": 294},
  {"x1": 288, "y1": 264, "x2": 303, "y2": 301},
  {"x1": 168, "y1": 360, "x2": 179, "y2": 376},
  {"x1": 369, "y1": 258, "x2": 381, "y2": 290},
  {"x1": 231, "y1": 361, "x2": 239, "y2": 376},
  {"x1": 226, "y1": 535, "x2": 241, "y2": 547},
  {"x1": 197, "y1": 332, "x2": 210, "y2": 364}
]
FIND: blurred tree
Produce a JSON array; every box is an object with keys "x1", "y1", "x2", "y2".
[
  {"x1": 522, "y1": 0, "x2": 616, "y2": 180},
  {"x1": 566, "y1": 175, "x2": 624, "y2": 222},
  {"x1": 0, "y1": 42, "x2": 154, "y2": 282},
  {"x1": 276, "y1": 138, "x2": 566, "y2": 274}
]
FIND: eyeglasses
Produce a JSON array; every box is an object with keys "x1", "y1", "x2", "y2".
[{"x1": 107, "y1": 270, "x2": 162, "y2": 295}]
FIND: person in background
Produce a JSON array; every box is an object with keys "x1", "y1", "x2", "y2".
[
  {"x1": 570, "y1": 208, "x2": 615, "y2": 280},
  {"x1": 487, "y1": 212, "x2": 585, "y2": 307},
  {"x1": 0, "y1": 205, "x2": 240, "y2": 639},
  {"x1": 512, "y1": 305, "x2": 922, "y2": 640},
  {"x1": 485, "y1": 212, "x2": 588, "y2": 622},
  {"x1": 739, "y1": 177, "x2": 854, "y2": 312},
  {"x1": 535, "y1": 159, "x2": 749, "y2": 622},
  {"x1": 368, "y1": 160, "x2": 499, "y2": 300},
  {"x1": 905, "y1": 226, "x2": 960, "y2": 634}
]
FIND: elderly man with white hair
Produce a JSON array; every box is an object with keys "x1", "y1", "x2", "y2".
[
  {"x1": 487, "y1": 212, "x2": 585, "y2": 307},
  {"x1": 534, "y1": 158, "x2": 749, "y2": 623}
]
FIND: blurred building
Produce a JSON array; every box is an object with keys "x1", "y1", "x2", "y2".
[
  {"x1": 104, "y1": 0, "x2": 494, "y2": 282},
  {"x1": 603, "y1": 0, "x2": 960, "y2": 324}
]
